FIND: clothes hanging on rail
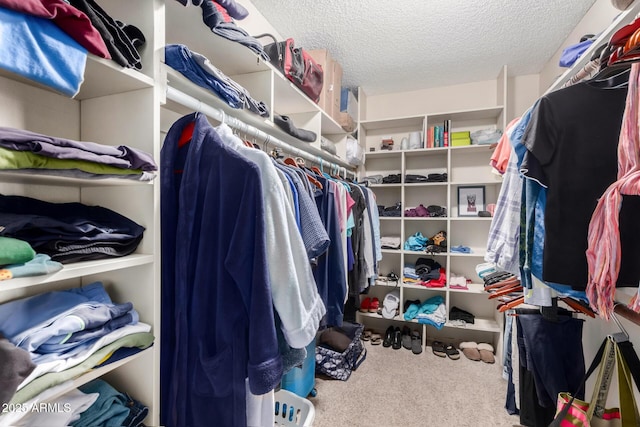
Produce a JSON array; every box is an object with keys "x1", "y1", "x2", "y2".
[
  {"x1": 161, "y1": 112, "x2": 284, "y2": 427},
  {"x1": 522, "y1": 80, "x2": 640, "y2": 293}
]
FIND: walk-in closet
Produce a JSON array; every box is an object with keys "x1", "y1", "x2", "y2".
[{"x1": 2, "y1": 1, "x2": 640, "y2": 426}]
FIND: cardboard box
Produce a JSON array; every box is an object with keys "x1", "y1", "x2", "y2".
[
  {"x1": 451, "y1": 138, "x2": 471, "y2": 147},
  {"x1": 337, "y1": 112, "x2": 356, "y2": 133},
  {"x1": 308, "y1": 49, "x2": 343, "y2": 121}
]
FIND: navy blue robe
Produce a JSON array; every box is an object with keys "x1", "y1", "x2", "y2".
[{"x1": 160, "y1": 113, "x2": 282, "y2": 427}]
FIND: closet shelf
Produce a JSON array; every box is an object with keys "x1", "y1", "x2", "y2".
[
  {"x1": 39, "y1": 347, "x2": 152, "y2": 406},
  {"x1": 450, "y1": 180, "x2": 502, "y2": 186},
  {"x1": 403, "y1": 182, "x2": 448, "y2": 187},
  {"x1": 402, "y1": 282, "x2": 447, "y2": 292},
  {"x1": 379, "y1": 217, "x2": 402, "y2": 221},
  {"x1": 449, "y1": 283, "x2": 486, "y2": 294},
  {"x1": 403, "y1": 250, "x2": 448, "y2": 256},
  {"x1": 0, "y1": 254, "x2": 154, "y2": 292},
  {"x1": 402, "y1": 148, "x2": 449, "y2": 157},
  {"x1": 450, "y1": 217, "x2": 493, "y2": 222},
  {"x1": 381, "y1": 249, "x2": 402, "y2": 254},
  {"x1": 0, "y1": 171, "x2": 154, "y2": 187},
  {"x1": 163, "y1": 66, "x2": 353, "y2": 171},
  {"x1": 360, "y1": 115, "x2": 424, "y2": 131},
  {"x1": 449, "y1": 145, "x2": 496, "y2": 153},
  {"x1": 363, "y1": 150, "x2": 403, "y2": 159},
  {"x1": 403, "y1": 217, "x2": 448, "y2": 221},
  {"x1": 427, "y1": 106, "x2": 504, "y2": 124},
  {"x1": 449, "y1": 249, "x2": 486, "y2": 258},
  {"x1": 445, "y1": 318, "x2": 500, "y2": 333},
  {"x1": 0, "y1": 56, "x2": 154, "y2": 101},
  {"x1": 368, "y1": 183, "x2": 402, "y2": 188},
  {"x1": 79, "y1": 56, "x2": 154, "y2": 100}
]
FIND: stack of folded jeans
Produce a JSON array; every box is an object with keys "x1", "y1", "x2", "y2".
[
  {"x1": 382, "y1": 174, "x2": 401, "y2": 184},
  {"x1": 0, "y1": 194, "x2": 145, "y2": 264},
  {"x1": 74, "y1": 379, "x2": 148, "y2": 427},
  {"x1": 378, "y1": 203, "x2": 402, "y2": 217},
  {"x1": 165, "y1": 44, "x2": 270, "y2": 117}
]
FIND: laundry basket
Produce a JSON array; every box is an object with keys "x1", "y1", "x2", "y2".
[{"x1": 274, "y1": 389, "x2": 315, "y2": 426}]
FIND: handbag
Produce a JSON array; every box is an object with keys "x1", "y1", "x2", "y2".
[
  {"x1": 550, "y1": 337, "x2": 640, "y2": 427},
  {"x1": 315, "y1": 322, "x2": 366, "y2": 381},
  {"x1": 254, "y1": 33, "x2": 324, "y2": 103}
]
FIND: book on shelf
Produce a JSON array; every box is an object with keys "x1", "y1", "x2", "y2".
[{"x1": 443, "y1": 119, "x2": 451, "y2": 147}]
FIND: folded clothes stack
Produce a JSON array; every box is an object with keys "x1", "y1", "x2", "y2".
[
  {"x1": 404, "y1": 173, "x2": 448, "y2": 183},
  {"x1": 0, "y1": 237, "x2": 62, "y2": 281},
  {"x1": 380, "y1": 236, "x2": 401, "y2": 249},
  {"x1": 405, "y1": 204, "x2": 446, "y2": 218},
  {"x1": 378, "y1": 203, "x2": 402, "y2": 217},
  {"x1": 382, "y1": 174, "x2": 401, "y2": 184},
  {"x1": 362, "y1": 175, "x2": 382, "y2": 185},
  {"x1": 403, "y1": 296, "x2": 446, "y2": 329},
  {"x1": 450, "y1": 306, "x2": 475, "y2": 324},
  {"x1": 471, "y1": 128, "x2": 503, "y2": 145}
]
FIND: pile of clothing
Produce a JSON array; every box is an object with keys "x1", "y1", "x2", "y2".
[
  {"x1": 0, "y1": 194, "x2": 145, "y2": 264},
  {"x1": 0, "y1": 282, "x2": 153, "y2": 418},
  {"x1": 404, "y1": 173, "x2": 448, "y2": 183},
  {"x1": 403, "y1": 296, "x2": 446, "y2": 329},
  {"x1": 403, "y1": 231, "x2": 447, "y2": 253},
  {"x1": 404, "y1": 204, "x2": 447, "y2": 218},
  {"x1": 403, "y1": 258, "x2": 446, "y2": 288},
  {"x1": 0, "y1": 0, "x2": 146, "y2": 96},
  {"x1": 0, "y1": 237, "x2": 62, "y2": 282},
  {"x1": 378, "y1": 203, "x2": 402, "y2": 217},
  {"x1": 165, "y1": 44, "x2": 270, "y2": 118}
]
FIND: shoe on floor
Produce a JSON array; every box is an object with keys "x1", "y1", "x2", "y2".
[
  {"x1": 431, "y1": 341, "x2": 446, "y2": 357},
  {"x1": 411, "y1": 330, "x2": 422, "y2": 354},
  {"x1": 478, "y1": 343, "x2": 495, "y2": 364},
  {"x1": 459, "y1": 342, "x2": 481, "y2": 361},
  {"x1": 370, "y1": 332, "x2": 382, "y2": 345},
  {"x1": 445, "y1": 344, "x2": 460, "y2": 360},
  {"x1": 401, "y1": 326, "x2": 412, "y2": 350},
  {"x1": 392, "y1": 327, "x2": 402, "y2": 350},
  {"x1": 383, "y1": 326, "x2": 394, "y2": 348}
]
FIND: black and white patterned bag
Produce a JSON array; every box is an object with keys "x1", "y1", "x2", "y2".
[{"x1": 315, "y1": 322, "x2": 367, "y2": 381}]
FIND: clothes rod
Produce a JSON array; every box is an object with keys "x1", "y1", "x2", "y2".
[
  {"x1": 165, "y1": 86, "x2": 357, "y2": 178},
  {"x1": 614, "y1": 302, "x2": 640, "y2": 328}
]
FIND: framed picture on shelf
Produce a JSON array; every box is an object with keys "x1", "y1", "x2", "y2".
[{"x1": 457, "y1": 186, "x2": 485, "y2": 217}]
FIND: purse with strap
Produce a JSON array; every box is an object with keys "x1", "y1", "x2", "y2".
[
  {"x1": 254, "y1": 33, "x2": 324, "y2": 103},
  {"x1": 550, "y1": 337, "x2": 640, "y2": 427}
]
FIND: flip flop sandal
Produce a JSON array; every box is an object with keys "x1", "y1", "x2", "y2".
[
  {"x1": 432, "y1": 341, "x2": 446, "y2": 358},
  {"x1": 478, "y1": 343, "x2": 495, "y2": 364},
  {"x1": 445, "y1": 344, "x2": 460, "y2": 360},
  {"x1": 459, "y1": 342, "x2": 481, "y2": 361},
  {"x1": 362, "y1": 329, "x2": 373, "y2": 341},
  {"x1": 370, "y1": 333, "x2": 382, "y2": 345}
]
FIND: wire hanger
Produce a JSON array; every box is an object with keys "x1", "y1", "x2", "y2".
[{"x1": 610, "y1": 303, "x2": 630, "y2": 343}]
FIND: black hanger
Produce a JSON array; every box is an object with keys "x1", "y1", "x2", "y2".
[{"x1": 588, "y1": 66, "x2": 631, "y2": 88}]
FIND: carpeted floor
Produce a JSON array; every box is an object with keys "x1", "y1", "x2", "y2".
[{"x1": 308, "y1": 341, "x2": 522, "y2": 427}]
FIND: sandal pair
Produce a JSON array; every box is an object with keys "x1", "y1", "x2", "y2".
[
  {"x1": 363, "y1": 329, "x2": 382, "y2": 345},
  {"x1": 432, "y1": 341, "x2": 460, "y2": 360}
]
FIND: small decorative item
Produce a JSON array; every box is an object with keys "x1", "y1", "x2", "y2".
[{"x1": 457, "y1": 186, "x2": 485, "y2": 217}]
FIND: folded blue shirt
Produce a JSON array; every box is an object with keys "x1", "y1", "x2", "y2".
[{"x1": 0, "y1": 7, "x2": 86, "y2": 97}]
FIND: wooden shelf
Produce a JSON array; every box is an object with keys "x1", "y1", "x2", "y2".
[
  {"x1": 449, "y1": 283, "x2": 486, "y2": 294},
  {"x1": 364, "y1": 150, "x2": 403, "y2": 159},
  {"x1": 450, "y1": 217, "x2": 493, "y2": 221},
  {"x1": 360, "y1": 115, "x2": 424, "y2": 131},
  {"x1": 403, "y1": 182, "x2": 448, "y2": 187},
  {"x1": 450, "y1": 180, "x2": 502, "y2": 186},
  {"x1": 427, "y1": 106, "x2": 504, "y2": 124}
]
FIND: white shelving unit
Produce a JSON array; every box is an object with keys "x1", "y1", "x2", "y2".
[
  {"x1": 355, "y1": 68, "x2": 508, "y2": 351},
  {"x1": 0, "y1": 1, "x2": 162, "y2": 424}
]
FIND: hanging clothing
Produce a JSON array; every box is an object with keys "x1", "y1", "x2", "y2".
[
  {"x1": 521, "y1": 81, "x2": 640, "y2": 292},
  {"x1": 215, "y1": 123, "x2": 326, "y2": 348},
  {"x1": 160, "y1": 113, "x2": 282, "y2": 427}
]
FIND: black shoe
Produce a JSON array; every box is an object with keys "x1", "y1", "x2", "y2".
[
  {"x1": 401, "y1": 326, "x2": 412, "y2": 350},
  {"x1": 392, "y1": 327, "x2": 402, "y2": 350},
  {"x1": 383, "y1": 326, "x2": 394, "y2": 348}
]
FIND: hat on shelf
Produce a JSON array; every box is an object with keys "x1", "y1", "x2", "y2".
[{"x1": 381, "y1": 289, "x2": 400, "y2": 319}]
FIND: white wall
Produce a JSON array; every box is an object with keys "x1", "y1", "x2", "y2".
[{"x1": 364, "y1": 79, "x2": 498, "y2": 120}]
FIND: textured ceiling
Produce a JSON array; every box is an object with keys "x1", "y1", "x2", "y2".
[{"x1": 248, "y1": 0, "x2": 598, "y2": 95}]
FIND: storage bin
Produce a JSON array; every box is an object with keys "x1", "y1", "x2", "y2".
[
  {"x1": 281, "y1": 340, "x2": 317, "y2": 398},
  {"x1": 274, "y1": 389, "x2": 316, "y2": 426}
]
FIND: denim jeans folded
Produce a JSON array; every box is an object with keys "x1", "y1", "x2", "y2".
[
  {"x1": 165, "y1": 44, "x2": 243, "y2": 108},
  {"x1": 405, "y1": 174, "x2": 428, "y2": 183}
]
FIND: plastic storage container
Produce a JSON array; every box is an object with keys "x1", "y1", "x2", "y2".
[
  {"x1": 280, "y1": 340, "x2": 317, "y2": 397},
  {"x1": 274, "y1": 389, "x2": 316, "y2": 426}
]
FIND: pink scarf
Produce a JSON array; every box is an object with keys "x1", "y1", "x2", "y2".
[{"x1": 586, "y1": 63, "x2": 640, "y2": 319}]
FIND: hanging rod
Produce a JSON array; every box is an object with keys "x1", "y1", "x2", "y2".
[
  {"x1": 614, "y1": 302, "x2": 640, "y2": 328},
  {"x1": 165, "y1": 86, "x2": 357, "y2": 179}
]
